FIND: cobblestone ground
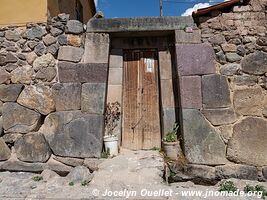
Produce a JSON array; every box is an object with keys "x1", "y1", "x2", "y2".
[{"x1": 0, "y1": 150, "x2": 266, "y2": 200}]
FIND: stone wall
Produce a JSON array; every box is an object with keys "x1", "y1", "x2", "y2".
[
  {"x1": 174, "y1": 0, "x2": 266, "y2": 182},
  {"x1": 0, "y1": 14, "x2": 109, "y2": 173}
]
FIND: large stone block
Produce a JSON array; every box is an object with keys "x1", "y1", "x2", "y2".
[
  {"x1": 17, "y1": 85, "x2": 55, "y2": 115},
  {"x1": 175, "y1": 29, "x2": 201, "y2": 44},
  {"x1": 180, "y1": 76, "x2": 202, "y2": 109},
  {"x1": 241, "y1": 51, "x2": 267, "y2": 75},
  {"x1": 202, "y1": 74, "x2": 231, "y2": 108},
  {"x1": 227, "y1": 117, "x2": 267, "y2": 166},
  {"x1": 58, "y1": 62, "x2": 108, "y2": 83},
  {"x1": 176, "y1": 44, "x2": 216, "y2": 76},
  {"x1": 202, "y1": 108, "x2": 239, "y2": 126},
  {"x1": 81, "y1": 83, "x2": 106, "y2": 114},
  {"x1": 0, "y1": 84, "x2": 23, "y2": 102},
  {"x1": 162, "y1": 107, "x2": 176, "y2": 135},
  {"x1": 160, "y1": 79, "x2": 175, "y2": 108},
  {"x1": 52, "y1": 83, "x2": 81, "y2": 111},
  {"x1": 0, "y1": 138, "x2": 11, "y2": 161},
  {"x1": 83, "y1": 33, "x2": 110, "y2": 63},
  {"x1": 233, "y1": 87, "x2": 263, "y2": 116},
  {"x1": 107, "y1": 85, "x2": 122, "y2": 103},
  {"x1": 182, "y1": 109, "x2": 227, "y2": 165},
  {"x1": 40, "y1": 111, "x2": 104, "y2": 158},
  {"x1": 58, "y1": 46, "x2": 84, "y2": 63},
  {"x1": 14, "y1": 133, "x2": 51, "y2": 163},
  {"x1": 108, "y1": 68, "x2": 123, "y2": 85},
  {"x1": 2, "y1": 103, "x2": 41, "y2": 133},
  {"x1": 109, "y1": 49, "x2": 123, "y2": 68},
  {"x1": 159, "y1": 50, "x2": 173, "y2": 79}
]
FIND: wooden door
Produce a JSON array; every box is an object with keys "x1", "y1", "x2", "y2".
[{"x1": 122, "y1": 50, "x2": 161, "y2": 150}]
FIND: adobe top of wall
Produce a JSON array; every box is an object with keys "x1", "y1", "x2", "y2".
[{"x1": 86, "y1": 16, "x2": 196, "y2": 33}]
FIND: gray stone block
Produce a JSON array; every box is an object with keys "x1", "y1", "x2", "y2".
[
  {"x1": 108, "y1": 68, "x2": 123, "y2": 85},
  {"x1": 175, "y1": 29, "x2": 201, "y2": 44},
  {"x1": 40, "y1": 111, "x2": 104, "y2": 158},
  {"x1": 52, "y1": 83, "x2": 81, "y2": 111},
  {"x1": 58, "y1": 46, "x2": 84, "y2": 63},
  {"x1": 162, "y1": 107, "x2": 176, "y2": 135},
  {"x1": 241, "y1": 51, "x2": 267, "y2": 75},
  {"x1": 66, "y1": 20, "x2": 84, "y2": 34},
  {"x1": 202, "y1": 74, "x2": 231, "y2": 108},
  {"x1": 109, "y1": 49, "x2": 123, "y2": 68},
  {"x1": 83, "y1": 33, "x2": 110, "y2": 63},
  {"x1": 180, "y1": 76, "x2": 202, "y2": 109},
  {"x1": 182, "y1": 109, "x2": 227, "y2": 165},
  {"x1": 58, "y1": 62, "x2": 108, "y2": 83},
  {"x1": 0, "y1": 84, "x2": 23, "y2": 102},
  {"x1": 176, "y1": 44, "x2": 216, "y2": 76},
  {"x1": 81, "y1": 83, "x2": 106, "y2": 114},
  {"x1": 0, "y1": 138, "x2": 11, "y2": 161}
]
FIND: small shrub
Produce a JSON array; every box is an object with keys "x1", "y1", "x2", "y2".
[
  {"x1": 244, "y1": 184, "x2": 267, "y2": 199},
  {"x1": 163, "y1": 123, "x2": 179, "y2": 142},
  {"x1": 81, "y1": 180, "x2": 90, "y2": 186},
  {"x1": 69, "y1": 182, "x2": 74, "y2": 186},
  {"x1": 219, "y1": 181, "x2": 238, "y2": 192},
  {"x1": 32, "y1": 176, "x2": 43, "y2": 182},
  {"x1": 101, "y1": 148, "x2": 110, "y2": 159}
]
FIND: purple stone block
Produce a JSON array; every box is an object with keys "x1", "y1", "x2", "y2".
[
  {"x1": 176, "y1": 44, "x2": 216, "y2": 76},
  {"x1": 180, "y1": 76, "x2": 202, "y2": 109},
  {"x1": 58, "y1": 62, "x2": 108, "y2": 83}
]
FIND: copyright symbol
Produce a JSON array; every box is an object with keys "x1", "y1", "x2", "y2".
[{"x1": 92, "y1": 189, "x2": 100, "y2": 196}]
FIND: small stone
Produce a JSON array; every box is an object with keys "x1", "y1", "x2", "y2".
[
  {"x1": 226, "y1": 53, "x2": 242, "y2": 62},
  {"x1": 83, "y1": 158, "x2": 104, "y2": 171},
  {"x1": 27, "y1": 41, "x2": 38, "y2": 49},
  {"x1": 220, "y1": 63, "x2": 241, "y2": 76},
  {"x1": 43, "y1": 34, "x2": 57, "y2": 46},
  {"x1": 34, "y1": 43, "x2": 46, "y2": 56},
  {"x1": 58, "y1": 46, "x2": 84, "y2": 63},
  {"x1": 66, "y1": 20, "x2": 84, "y2": 34},
  {"x1": 208, "y1": 34, "x2": 226, "y2": 45},
  {"x1": 218, "y1": 125, "x2": 232, "y2": 143},
  {"x1": 233, "y1": 75, "x2": 258, "y2": 86},
  {"x1": 0, "y1": 138, "x2": 11, "y2": 161},
  {"x1": 26, "y1": 52, "x2": 38, "y2": 65},
  {"x1": 5, "y1": 52, "x2": 18, "y2": 63},
  {"x1": 17, "y1": 53, "x2": 26, "y2": 60},
  {"x1": 221, "y1": 43, "x2": 237, "y2": 52},
  {"x1": 35, "y1": 67, "x2": 57, "y2": 82},
  {"x1": 0, "y1": 55, "x2": 6, "y2": 66},
  {"x1": 26, "y1": 26, "x2": 46, "y2": 40},
  {"x1": 233, "y1": 87, "x2": 263, "y2": 116},
  {"x1": 241, "y1": 51, "x2": 267, "y2": 75},
  {"x1": 66, "y1": 166, "x2": 93, "y2": 183},
  {"x1": 33, "y1": 53, "x2": 56, "y2": 71},
  {"x1": 5, "y1": 30, "x2": 21, "y2": 42},
  {"x1": 184, "y1": 164, "x2": 216, "y2": 183},
  {"x1": 0, "y1": 69, "x2": 10, "y2": 84},
  {"x1": 58, "y1": 13, "x2": 70, "y2": 22},
  {"x1": 237, "y1": 45, "x2": 246, "y2": 56},
  {"x1": 10, "y1": 65, "x2": 33, "y2": 84},
  {"x1": 256, "y1": 37, "x2": 267, "y2": 46},
  {"x1": 44, "y1": 158, "x2": 73, "y2": 175},
  {"x1": 2, "y1": 133, "x2": 23, "y2": 144},
  {"x1": 41, "y1": 169, "x2": 59, "y2": 181},
  {"x1": 50, "y1": 27, "x2": 63, "y2": 37},
  {"x1": 58, "y1": 34, "x2": 67, "y2": 45},
  {"x1": 67, "y1": 35, "x2": 82, "y2": 47},
  {"x1": 14, "y1": 132, "x2": 51, "y2": 163},
  {"x1": 2, "y1": 102, "x2": 41, "y2": 133},
  {"x1": 54, "y1": 156, "x2": 84, "y2": 167},
  {"x1": 0, "y1": 84, "x2": 23, "y2": 102},
  {"x1": 17, "y1": 85, "x2": 55, "y2": 115},
  {"x1": 5, "y1": 63, "x2": 18, "y2": 72},
  {"x1": 46, "y1": 43, "x2": 59, "y2": 56},
  {"x1": 216, "y1": 51, "x2": 227, "y2": 64}
]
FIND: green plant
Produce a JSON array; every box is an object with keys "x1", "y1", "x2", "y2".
[
  {"x1": 101, "y1": 148, "x2": 110, "y2": 159},
  {"x1": 244, "y1": 184, "x2": 267, "y2": 199},
  {"x1": 219, "y1": 181, "x2": 238, "y2": 192},
  {"x1": 69, "y1": 182, "x2": 74, "y2": 186},
  {"x1": 81, "y1": 180, "x2": 90, "y2": 186},
  {"x1": 163, "y1": 123, "x2": 179, "y2": 142},
  {"x1": 32, "y1": 176, "x2": 43, "y2": 182}
]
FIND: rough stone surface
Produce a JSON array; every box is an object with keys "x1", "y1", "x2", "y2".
[
  {"x1": 66, "y1": 20, "x2": 84, "y2": 34},
  {"x1": 202, "y1": 74, "x2": 231, "y2": 108},
  {"x1": 215, "y1": 164, "x2": 258, "y2": 180},
  {"x1": 218, "y1": 125, "x2": 233, "y2": 143},
  {"x1": 17, "y1": 85, "x2": 55, "y2": 115},
  {"x1": 227, "y1": 117, "x2": 267, "y2": 166},
  {"x1": 0, "y1": 138, "x2": 11, "y2": 161},
  {"x1": 10, "y1": 65, "x2": 33, "y2": 84},
  {"x1": 208, "y1": 34, "x2": 226, "y2": 45},
  {"x1": 81, "y1": 83, "x2": 106, "y2": 114},
  {"x1": 0, "y1": 69, "x2": 10, "y2": 84},
  {"x1": 183, "y1": 164, "x2": 216, "y2": 183},
  {"x1": 26, "y1": 52, "x2": 38, "y2": 65},
  {"x1": 263, "y1": 167, "x2": 267, "y2": 179},
  {"x1": 43, "y1": 34, "x2": 57, "y2": 46},
  {"x1": 52, "y1": 83, "x2": 81, "y2": 111},
  {"x1": 40, "y1": 111, "x2": 104, "y2": 158},
  {"x1": 84, "y1": 33, "x2": 110, "y2": 63},
  {"x1": 2, "y1": 133, "x2": 23, "y2": 144},
  {"x1": 182, "y1": 109, "x2": 226, "y2": 165},
  {"x1": 5, "y1": 53, "x2": 18, "y2": 63},
  {"x1": 58, "y1": 62, "x2": 108, "y2": 83},
  {"x1": 67, "y1": 35, "x2": 82, "y2": 47},
  {"x1": 180, "y1": 76, "x2": 202, "y2": 109},
  {"x1": 5, "y1": 30, "x2": 21, "y2": 42},
  {"x1": 225, "y1": 53, "x2": 242, "y2": 62},
  {"x1": 233, "y1": 87, "x2": 263, "y2": 116},
  {"x1": 2, "y1": 103, "x2": 41, "y2": 133},
  {"x1": 83, "y1": 158, "x2": 104, "y2": 171},
  {"x1": 221, "y1": 43, "x2": 237, "y2": 52},
  {"x1": 35, "y1": 67, "x2": 57, "y2": 82},
  {"x1": 58, "y1": 46, "x2": 84, "y2": 63},
  {"x1": 233, "y1": 75, "x2": 258, "y2": 86},
  {"x1": 175, "y1": 29, "x2": 201, "y2": 44},
  {"x1": 241, "y1": 51, "x2": 267, "y2": 75},
  {"x1": 14, "y1": 133, "x2": 51, "y2": 163},
  {"x1": 220, "y1": 63, "x2": 241, "y2": 76},
  {"x1": 0, "y1": 84, "x2": 23, "y2": 102},
  {"x1": 162, "y1": 107, "x2": 176, "y2": 135},
  {"x1": 66, "y1": 166, "x2": 93, "y2": 183},
  {"x1": 0, "y1": 116, "x2": 2, "y2": 136},
  {"x1": 34, "y1": 43, "x2": 46, "y2": 56},
  {"x1": 26, "y1": 26, "x2": 46, "y2": 40},
  {"x1": 54, "y1": 156, "x2": 84, "y2": 167},
  {"x1": 202, "y1": 108, "x2": 239, "y2": 126},
  {"x1": 176, "y1": 44, "x2": 215, "y2": 76},
  {"x1": 32, "y1": 53, "x2": 56, "y2": 71}
]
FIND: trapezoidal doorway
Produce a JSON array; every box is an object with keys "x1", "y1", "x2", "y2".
[{"x1": 122, "y1": 49, "x2": 161, "y2": 150}]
